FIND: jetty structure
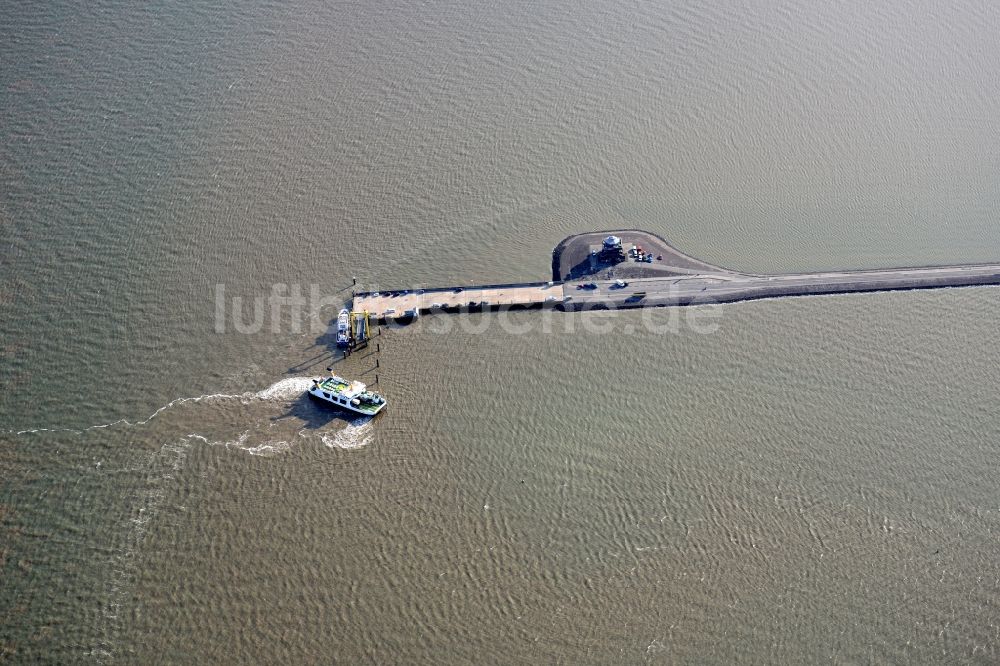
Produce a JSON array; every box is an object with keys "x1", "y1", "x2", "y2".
[{"x1": 352, "y1": 230, "x2": 1000, "y2": 322}]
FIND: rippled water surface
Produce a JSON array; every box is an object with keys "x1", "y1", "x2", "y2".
[{"x1": 3, "y1": 0, "x2": 1000, "y2": 662}]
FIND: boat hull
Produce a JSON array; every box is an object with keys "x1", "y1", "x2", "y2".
[
  {"x1": 336, "y1": 308, "x2": 351, "y2": 347},
  {"x1": 308, "y1": 386, "x2": 386, "y2": 416}
]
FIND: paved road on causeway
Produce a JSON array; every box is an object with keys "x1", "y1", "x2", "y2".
[{"x1": 564, "y1": 264, "x2": 1000, "y2": 309}]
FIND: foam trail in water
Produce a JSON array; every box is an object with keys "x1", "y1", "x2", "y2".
[
  {"x1": 12, "y1": 376, "x2": 319, "y2": 436},
  {"x1": 185, "y1": 431, "x2": 293, "y2": 457},
  {"x1": 97, "y1": 436, "x2": 193, "y2": 661},
  {"x1": 321, "y1": 416, "x2": 374, "y2": 450},
  {"x1": 254, "y1": 377, "x2": 316, "y2": 401}
]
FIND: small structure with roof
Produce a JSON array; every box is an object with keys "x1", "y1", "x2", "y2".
[{"x1": 597, "y1": 235, "x2": 626, "y2": 264}]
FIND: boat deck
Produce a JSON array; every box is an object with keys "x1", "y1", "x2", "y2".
[{"x1": 318, "y1": 377, "x2": 350, "y2": 393}]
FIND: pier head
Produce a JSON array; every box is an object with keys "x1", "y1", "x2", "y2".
[{"x1": 551, "y1": 230, "x2": 735, "y2": 281}]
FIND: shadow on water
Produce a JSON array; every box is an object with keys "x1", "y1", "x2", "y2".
[
  {"x1": 271, "y1": 392, "x2": 354, "y2": 429},
  {"x1": 291, "y1": 310, "x2": 387, "y2": 375},
  {"x1": 288, "y1": 349, "x2": 338, "y2": 374},
  {"x1": 288, "y1": 320, "x2": 346, "y2": 374}
]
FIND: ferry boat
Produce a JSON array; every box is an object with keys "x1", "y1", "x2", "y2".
[
  {"x1": 336, "y1": 308, "x2": 350, "y2": 347},
  {"x1": 309, "y1": 374, "x2": 387, "y2": 416}
]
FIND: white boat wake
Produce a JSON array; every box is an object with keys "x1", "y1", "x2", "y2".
[
  {"x1": 13, "y1": 377, "x2": 318, "y2": 437},
  {"x1": 13, "y1": 376, "x2": 368, "y2": 660},
  {"x1": 320, "y1": 416, "x2": 374, "y2": 450},
  {"x1": 9, "y1": 375, "x2": 379, "y2": 458}
]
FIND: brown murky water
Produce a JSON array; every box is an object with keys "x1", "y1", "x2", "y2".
[{"x1": 2, "y1": 0, "x2": 1000, "y2": 662}]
